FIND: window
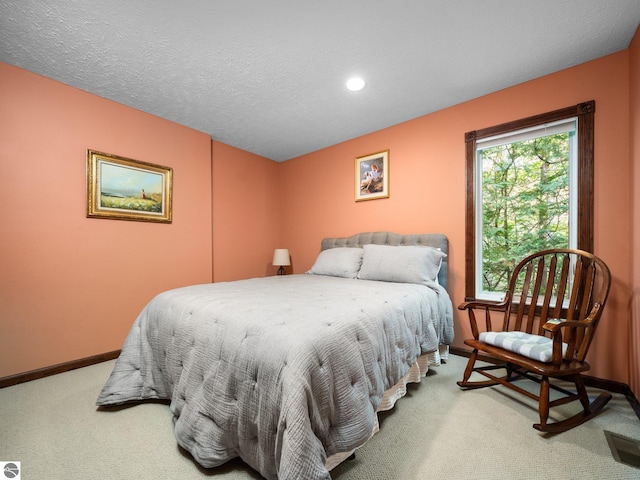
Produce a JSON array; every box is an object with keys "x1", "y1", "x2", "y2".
[{"x1": 465, "y1": 101, "x2": 595, "y2": 301}]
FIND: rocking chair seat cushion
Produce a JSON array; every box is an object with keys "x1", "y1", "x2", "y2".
[{"x1": 479, "y1": 331, "x2": 568, "y2": 363}]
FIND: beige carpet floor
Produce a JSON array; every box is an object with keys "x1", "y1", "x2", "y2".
[{"x1": 1, "y1": 354, "x2": 639, "y2": 479}]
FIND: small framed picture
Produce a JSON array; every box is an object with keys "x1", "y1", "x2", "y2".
[
  {"x1": 86, "y1": 150, "x2": 173, "y2": 223},
  {"x1": 355, "y1": 150, "x2": 389, "y2": 201}
]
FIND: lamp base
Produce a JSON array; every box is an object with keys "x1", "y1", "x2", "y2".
[{"x1": 277, "y1": 266, "x2": 286, "y2": 275}]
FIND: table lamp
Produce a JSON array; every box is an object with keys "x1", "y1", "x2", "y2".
[{"x1": 272, "y1": 248, "x2": 290, "y2": 275}]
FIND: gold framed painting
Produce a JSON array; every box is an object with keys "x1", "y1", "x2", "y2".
[
  {"x1": 355, "y1": 150, "x2": 389, "y2": 201},
  {"x1": 87, "y1": 150, "x2": 173, "y2": 223}
]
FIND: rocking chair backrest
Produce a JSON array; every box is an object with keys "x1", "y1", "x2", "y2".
[{"x1": 502, "y1": 249, "x2": 611, "y2": 362}]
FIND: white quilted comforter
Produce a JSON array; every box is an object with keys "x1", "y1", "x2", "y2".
[{"x1": 96, "y1": 275, "x2": 454, "y2": 479}]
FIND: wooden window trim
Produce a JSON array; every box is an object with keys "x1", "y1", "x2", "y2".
[{"x1": 464, "y1": 101, "x2": 595, "y2": 301}]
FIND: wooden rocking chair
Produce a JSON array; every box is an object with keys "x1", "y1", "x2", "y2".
[{"x1": 457, "y1": 248, "x2": 612, "y2": 433}]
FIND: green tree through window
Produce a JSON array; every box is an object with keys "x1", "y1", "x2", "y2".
[{"x1": 480, "y1": 132, "x2": 572, "y2": 293}]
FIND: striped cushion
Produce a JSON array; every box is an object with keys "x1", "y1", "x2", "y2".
[{"x1": 479, "y1": 331, "x2": 567, "y2": 363}]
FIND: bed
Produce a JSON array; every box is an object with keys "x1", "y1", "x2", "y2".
[{"x1": 96, "y1": 231, "x2": 454, "y2": 479}]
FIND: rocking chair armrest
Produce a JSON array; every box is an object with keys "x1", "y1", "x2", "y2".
[
  {"x1": 542, "y1": 318, "x2": 597, "y2": 365},
  {"x1": 542, "y1": 318, "x2": 595, "y2": 334},
  {"x1": 542, "y1": 302, "x2": 605, "y2": 334},
  {"x1": 457, "y1": 298, "x2": 509, "y2": 312},
  {"x1": 542, "y1": 318, "x2": 565, "y2": 332},
  {"x1": 542, "y1": 303, "x2": 602, "y2": 333},
  {"x1": 458, "y1": 297, "x2": 510, "y2": 339}
]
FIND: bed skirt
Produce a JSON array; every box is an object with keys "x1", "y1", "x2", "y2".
[{"x1": 326, "y1": 344, "x2": 449, "y2": 470}]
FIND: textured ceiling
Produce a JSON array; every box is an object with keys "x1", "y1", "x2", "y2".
[{"x1": 1, "y1": 1, "x2": 639, "y2": 161}]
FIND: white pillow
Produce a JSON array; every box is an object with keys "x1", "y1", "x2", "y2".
[
  {"x1": 306, "y1": 247, "x2": 364, "y2": 278},
  {"x1": 357, "y1": 244, "x2": 446, "y2": 285}
]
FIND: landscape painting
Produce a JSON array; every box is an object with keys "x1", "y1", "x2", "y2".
[{"x1": 87, "y1": 150, "x2": 173, "y2": 223}]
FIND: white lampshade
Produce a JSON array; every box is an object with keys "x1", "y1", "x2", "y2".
[{"x1": 272, "y1": 249, "x2": 291, "y2": 266}]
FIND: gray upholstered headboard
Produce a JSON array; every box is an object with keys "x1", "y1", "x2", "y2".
[{"x1": 320, "y1": 231, "x2": 449, "y2": 290}]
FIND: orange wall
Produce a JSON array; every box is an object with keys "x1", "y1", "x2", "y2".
[
  {"x1": 212, "y1": 141, "x2": 281, "y2": 281},
  {"x1": 279, "y1": 50, "x2": 633, "y2": 384},
  {"x1": 630, "y1": 25, "x2": 640, "y2": 395},
  {"x1": 0, "y1": 63, "x2": 213, "y2": 378},
  {"x1": 2, "y1": 31, "x2": 638, "y2": 390}
]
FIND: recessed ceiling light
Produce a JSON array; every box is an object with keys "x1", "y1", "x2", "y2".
[{"x1": 346, "y1": 77, "x2": 365, "y2": 91}]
